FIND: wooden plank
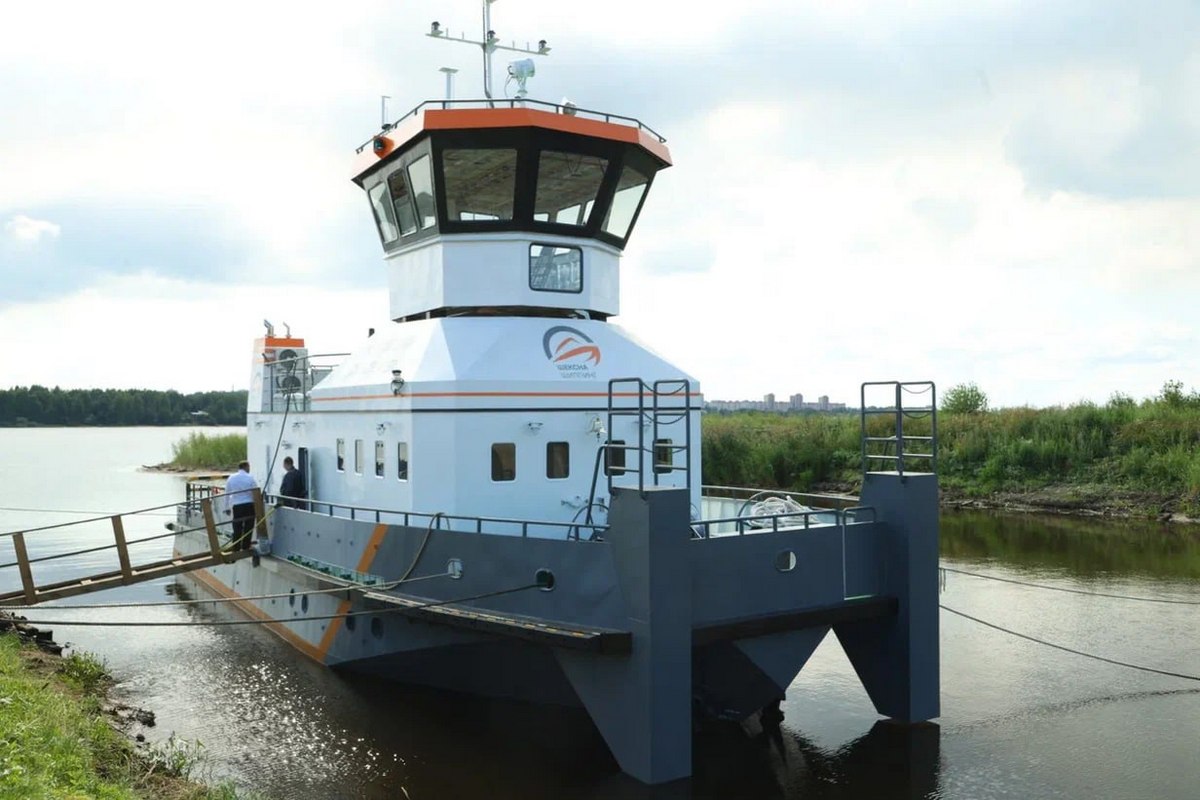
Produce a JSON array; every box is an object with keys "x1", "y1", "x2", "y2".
[
  {"x1": 111, "y1": 516, "x2": 133, "y2": 584},
  {"x1": 11, "y1": 533, "x2": 36, "y2": 605},
  {"x1": 252, "y1": 488, "x2": 268, "y2": 544},
  {"x1": 200, "y1": 498, "x2": 223, "y2": 561}
]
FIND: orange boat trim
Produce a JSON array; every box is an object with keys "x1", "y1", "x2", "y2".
[
  {"x1": 315, "y1": 523, "x2": 391, "y2": 658},
  {"x1": 312, "y1": 390, "x2": 701, "y2": 402}
]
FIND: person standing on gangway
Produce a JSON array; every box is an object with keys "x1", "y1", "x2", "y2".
[{"x1": 223, "y1": 462, "x2": 258, "y2": 551}]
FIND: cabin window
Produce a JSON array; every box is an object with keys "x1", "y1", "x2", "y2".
[
  {"x1": 374, "y1": 440, "x2": 385, "y2": 477},
  {"x1": 605, "y1": 439, "x2": 626, "y2": 476},
  {"x1": 397, "y1": 442, "x2": 409, "y2": 481},
  {"x1": 491, "y1": 443, "x2": 516, "y2": 482},
  {"x1": 546, "y1": 442, "x2": 569, "y2": 479},
  {"x1": 354, "y1": 439, "x2": 364, "y2": 475},
  {"x1": 654, "y1": 438, "x2": 673, "y2": 474},
  {"x1": 368, "y1": 182, "x2": 399, "y2": 243},
  {"x1": 387, "y1": 169, "x2": 419, "y2": 236},
  {"x1": 535, "y1": 151, "x2": 608, "y2": 227},
  {"x1": 407, "y1": 155, "x2": 437, "y2": 230},
  {"x1": 602, "y1": 165, "x2": 650, "y2": 239},
  {"x1": 336, "y1": 439, "x2": 345, "y2": 472},
  {"x1": 442, "y1": 148, "x2": 517, "y2": 222},
  {"x1": 529, "y1": 244, "x2": 582, "y2": 293}
]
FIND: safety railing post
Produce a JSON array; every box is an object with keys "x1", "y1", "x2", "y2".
[
  {"x1": 12, "y1": 532, "x2": 36, "y2": 605},
  {"x1": 201, "y1": 498, "x2": 223, "y2": 560},
  {"x1": 252, "y1": 489, "x2": 269, "y2": 544},
  {"x1": 111, "y1": 515, "x2": 134, "y2": 584}
]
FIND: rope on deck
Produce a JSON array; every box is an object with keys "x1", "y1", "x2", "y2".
[
  {"x1": 941, "y1": 566, "x2": 1200, "y2": 605},
  {"x1": 940, "y1": 604, "x2": 1200, "y2": 683}
]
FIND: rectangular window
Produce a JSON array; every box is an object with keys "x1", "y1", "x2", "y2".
[
  {"x1": 546, "y1": 442, "x2": 569, "y2": 479},
  {"x1": 368, "y1": 182, "x2": 399, "y2": 243},
  {"x1": 374, "y1": 440, "x2": 385, "y2": 477},
  {"x1": 602, "y1": 165, "x2": 651, "y2": 240},
  {"x1": 491, "y1": 443, "x2": 516, "y2": 482},
  {"x1": 443, "y1": 148, "x2": 517, "y2": 222},
  {"x1": 354, "y1": 439, "x2": 364, "y2": 475},
  {"x1": 407, "y1": 154, "x2": 437, "y2": 229},
  {"x1": 529, "y1": 244, "x2": 582, "y2": 293},
  {"x1": 387, "y1": 170, "x2": 419, "y2": 236},
  {"x1": 336, "y1": 439, "x2": 345, "y2": 472},
  {"x1": 654, "y1": 438, "x2": 673, "y2": 474},
  {"x1": 605, "y1": 439, "x2": 626, "y2": 476},
  {"x1": 535, "y1": 151, "x2": 608, "y2": 227},
  {"x1": 397, "y1": 442, "x2": 409, "y2": 481}
]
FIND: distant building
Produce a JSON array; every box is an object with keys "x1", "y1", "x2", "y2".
[{"x1": 704, "y1": 391, "x2": 848, "y2": 414}]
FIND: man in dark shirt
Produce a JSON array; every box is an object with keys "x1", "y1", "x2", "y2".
[{"x1": 279, "y1": 456, "x2": 307, "y2": 509}]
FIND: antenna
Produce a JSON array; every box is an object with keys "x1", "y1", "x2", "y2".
[
  {"x1": 426, "y1": 0, "x2": 550, "y2": 102},
  {"x1": 380, "y1": 96, "x2": 391, "y2": 129},
  {"x1": 439, "y1": 67, "x2": 459, "y2": 100}
]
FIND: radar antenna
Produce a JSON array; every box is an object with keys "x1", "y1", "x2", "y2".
[{"x1": 427, "y1": 0, "x2": 551, "y2": 102}]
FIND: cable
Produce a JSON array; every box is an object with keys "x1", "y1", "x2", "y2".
[
  {"x1": 0, "y1": 571, "x2": 453, "y2": 611},
  {"x1": 0, "y1": 506, "x2": 175, "y2": 518},
  {"x1": 940, "y1": 604, "x2": 1200, "y2": 683},
  {"x1": 5, "y1": 583, "x2": 541, "y2": 627},
  {"x1": 942, "y1": 566, "x2": 1200, "y2": 606},
  {"x1": 261, "y1": 391, "x2": 292, "y2": 498},
  {"x1": 397, "y1": 513, "x2": 443, "y2": 584}
]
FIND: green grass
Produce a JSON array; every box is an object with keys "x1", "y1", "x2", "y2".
[
  {"x1": 0, "y1": 634, "x2": 260, "y2": 799},
  {"x1": 700, "y1": 389, "x2": 1200, "y2": 516},
  {"x1": 170, "y1": 432, "x2": 247, "y2": 471}
]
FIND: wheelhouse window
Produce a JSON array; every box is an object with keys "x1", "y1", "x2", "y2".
[
  {"x1": 387, "y1": 169, "x2": 419, "y2": 236},
  {"x1": 407, "y1": 155, "x2": 437, "y2": 230},
  {"x1": 336, "y1": 439, "x2": 345, "y2": 472},
  {"x1": 491, "y1": 443, "x2": 516, "y2": 482},
  {"x1": 354, "y1": 439, "x2": 364, "y2": 475},
  {"x1": 602, "y1": 165, "x2": 651, "y2": 239},
  {"x1": 374, "y1": 440, "x2": 385, "y2": 478},
  {"x1": 605, "y1": 439, "x2": 626, "y2": 476},
  {"x1": 397, "y1": 442, "x2": 409, "y2": 481},
  {"x1": 529, "y1": 244, "x2": 582, "y2": 293},
  {"x1": 535, "y1": 151, "x2": 608, "y2": 227},
  {"x1": 443, "y1": 148, "x2": 517, "y2": 222},
  {"x1": 546, "y1": 442, "x2": 569, "y2": 479},
  {"x1": 368, "y1": 183, "x2": 399, "y2": 243}
]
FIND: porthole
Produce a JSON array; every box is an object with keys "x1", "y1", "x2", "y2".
[
  {"x1": 535, "y1": 568, "x2": 556, "y2": 592},
  {"x1": 288, "y1": 588, "x2": 296, "y2": 607},
  {"x1": 371, "y1": 617, "x2": 383, "y2": 639},
  {"x1": 301, "y1": 594, "x2": 309, "y2": 613},
  {"x1": 775, "y1": 550, "x2": 797, "y2": 573},
  {"x1": 447, "y1": 558, "x2": 464, "y2": 579}
]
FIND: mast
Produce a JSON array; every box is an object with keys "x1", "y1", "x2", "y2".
[{"x1": 426, "y1": 0, "x2": 551, "y2": 101}]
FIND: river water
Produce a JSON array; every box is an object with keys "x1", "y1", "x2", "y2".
[{"x1": 1, "y1": 427, "x2": 1198, "y2": 799}]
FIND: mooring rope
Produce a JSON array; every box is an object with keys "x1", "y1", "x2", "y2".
[
  {"x1": 0, "y1": 505, "x2": 176, "y2": 518},
  {"x1": 941, "y1": 566, "x2": 1200, "y2": 605},
  {"x1": 940, "y1": 604, "x2": 1200, "y2": 683},
  {"x1": 5, "y1": 582, "x2": 542, "y2": 627}
]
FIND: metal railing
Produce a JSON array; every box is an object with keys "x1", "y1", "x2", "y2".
[
  {"x1": 261, "y1": 352, "x2": 348, "y2": 413},
  {"x1": 860, "y1": 381, "x2": 938, "y2": 477},
  {"x1": 252, "y1": 494, "x2": 607, "y2": 542},
  {"x1": 691, "y1": 505, "x2": 875, "y2": 539},
  {"x1": 602, "y1": 377, "x2": 694, "y2": 497},
  {"x1": 356, "y1": 98, "x2": 668, "y2": 154}
]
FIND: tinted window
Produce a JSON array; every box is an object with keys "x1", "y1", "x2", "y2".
[
  {"x1": 387, "y1": 169, "x2": 419, "y2": 236},
  {"x1": 602, "y1": 165, "x2": 650, "y2": 239},
  {"x1": 368, "y1": 182, "x2": 399, "y2": 243},
  {"x1": 375, "y1": 440, "x2": 385, "y2": 477},
  {"x1": 654, "y1": 438, "x2": 673, "y2": 474},
  {"x1": 535, "y1": 151, "x2": 608, "y2": 227},
  {"x1": 546, "y1": 442, "x2": 569, "y2": 479},
  {"x1": 443, "y1": 149, "x2": 518, "y2": 222},
  {"x1": 397, "y1": 442, "x2": 409, "y2": 481},
  {"x1": 491, "y1": 443, "x2": 516, "y2": 482},
  {"x1": 336, "y1": 439, "x2": 345, "y2": 472},
  {"x1": 529, "y1": 244, "x2": 582, "y2": 293},
  {"x1": 605, "y1": 439, "x2": 626, "y2": 476},
  {"x1": 354, "y1": 439, "x2": 364, "y2": 475},
  {"x1": 407, "y1": 155, "x2": 437, "y2": 229}
]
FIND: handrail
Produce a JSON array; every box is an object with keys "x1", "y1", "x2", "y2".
[
  {"x1": 691, "y1": 506, "x2": 874, "y2": 539},
  {"x1": 355, "y1": 98, "x2": 668, "y2": 153},
  {"x1": 262, "y1": 494, "x2": 607, "y2": 541},
  {"x1": 701, "y1": 484, "x2": 861, "y2": 509}
]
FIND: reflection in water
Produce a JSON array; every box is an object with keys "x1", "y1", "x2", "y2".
[{"x1": 941, "y1": 509, "x2": 1200, "y2": 579}]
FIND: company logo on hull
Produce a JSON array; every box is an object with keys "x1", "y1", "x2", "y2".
[{"x1": 543, "y1": 326, "x2": 602, "y2": 379}]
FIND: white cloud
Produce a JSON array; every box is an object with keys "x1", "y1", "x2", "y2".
[{"x1": 4, "y1": 215, "x2": 60, "y2": 243}]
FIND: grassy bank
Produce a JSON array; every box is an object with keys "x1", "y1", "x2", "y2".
[
  {"x1": 0, "y1": 633, "x2": 251, "y2": 799},
  {"x1": 701, "y1": 386, "x2": 1200, "y2": 518},
  {"x1": 170, "y1": 432, "x2": 247, "y2": 471}
]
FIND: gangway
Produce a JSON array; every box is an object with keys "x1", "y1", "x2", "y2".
[{"x1": 0, "y1": 490, "x2": 268, "y2": 607}]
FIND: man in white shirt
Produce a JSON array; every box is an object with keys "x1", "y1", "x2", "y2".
[{"x1": 223, "y1": 461, "x2": 259, "y2": 551}]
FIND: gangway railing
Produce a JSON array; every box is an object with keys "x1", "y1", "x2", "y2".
[
  {"x1": 0, "y1": 490, "x2": 269, "y2": 607},
  {"x1": 860, "y1": 381, "x2": 938, "y2": 477}
]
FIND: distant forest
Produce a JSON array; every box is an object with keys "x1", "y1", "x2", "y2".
[{"x1": 0, "y1": 386, "x2": 247, "y2": 427}]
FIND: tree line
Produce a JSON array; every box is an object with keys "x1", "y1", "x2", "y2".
[{"x1": 0, "y1": 386, "x2": 247, "y2": 427}]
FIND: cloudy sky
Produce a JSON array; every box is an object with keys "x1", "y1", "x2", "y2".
[{"x1": 2, "y1": 0, "x2": 1197, "y2": 407}]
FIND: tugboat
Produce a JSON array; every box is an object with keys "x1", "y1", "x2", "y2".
[{"x1": 174, "y1": 7, "x2": 941, "y2": 785}]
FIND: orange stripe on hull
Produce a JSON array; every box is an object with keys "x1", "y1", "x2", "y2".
[{"x1": 315, "y1": 523, "x2": 391, "y2": 659}]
